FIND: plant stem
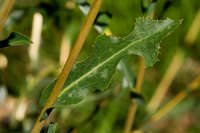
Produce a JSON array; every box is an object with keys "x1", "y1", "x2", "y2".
[
  {"x1": 150, "y1": 75, "x2": 200, "y2": 122},
  {"x1": 131, "y1": 75, "x2": 200, "y2": 133},
  {"x1": 30, "y1": 0, "x2": 103, "y2": 133},
  {"x1": 0, "y1": 0, "x2": 16, "y2": 36},
  {"x1": 151, "y1": 91, "x2": 185, "y2": 122},
  {"x1": 123, "y1": 2, "x2": 156, "y2": 132},
  {"x1": 135, "y1": 58, "x2": 146, "y2": 93},
  {"x1": 185, "y1": 9, "x2": 200, "y2": 45},
  {"x1": 60, "y1": 35, "x2": 71, "y2": 67},
  {"x1": 29, "y1": 12, "x2": 43, "y2": 69},
  {"x1": 123, "y1": 58, "x2": 145, "y2": 133},
  {"x1": 187, "y1": 75, "x2": 200, "y2": 90},
  {"x1": 147, "y1": 51, "x2": 183, "y2": 112}
]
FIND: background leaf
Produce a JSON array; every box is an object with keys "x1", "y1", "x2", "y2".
[{"x1": 0, "y1": 32, "x2": 31, "y2": 48}]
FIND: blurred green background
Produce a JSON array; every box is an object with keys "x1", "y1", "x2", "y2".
[{"x1": 0, "y1": 0, "x2": 200, "y2": 133}]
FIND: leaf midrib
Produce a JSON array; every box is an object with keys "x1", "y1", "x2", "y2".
[{"x1": 58, "y1": 25, "x2": 168, "y2": 98}]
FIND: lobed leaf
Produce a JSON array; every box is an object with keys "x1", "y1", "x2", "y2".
[{"x1": 40, "y1": 17, "x2": 182, "y2": 107}]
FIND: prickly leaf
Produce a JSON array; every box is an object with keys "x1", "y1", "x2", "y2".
[{"x1": 40, "y1": 18, "x2": 181, "y2": 107}]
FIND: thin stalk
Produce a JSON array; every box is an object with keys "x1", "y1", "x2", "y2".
[
  {"x1": 185, "y1": 9, "x2": 200, "y2": 45},
  {"x1": 150, "y1": 75, "x2": 200, "y2": 122},
  {"x1": 29, "y1": 12, "x2": 43, "y2": 68},
  {"x1": 14, "y1": 96, "x2": 28, "y2": 121},
  {"x1": 135, "y1": 58, "x2": 146, "y2": 93},
  {"x1": 0, "y1": 53, "x2": 8, "y2": 69},
  {"x1": 123, "y1": 58, "x2": 145, "y2": 133},
  {"x1": 147, "y1": 51, "x2": 183, "y2": 112},
  {"x1": 151, "y1": 91, "x2": 186, "y2": 122},
  {"x1": 30, "y1": 0, "x2": 103, "y2": 133},
  {"x1": 0, "y1": 0, "x2": 16, "y2": 36},
  {"x1": 187, "y1": 75, "x2": 200, "y2": 90},
  {"x1": 60, "y1": 35, "x2": 71, "y2": 67},
  {"x1": 123, "y1": 3, "x2": 156, "y2": 132},
  {"x1": 131, "y1": 75, "x2": 200, "y2": 133}
]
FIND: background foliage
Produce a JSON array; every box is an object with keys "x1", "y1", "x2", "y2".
[{"x1": 0, "y1": 0, "x2": 200, "y2": 133}]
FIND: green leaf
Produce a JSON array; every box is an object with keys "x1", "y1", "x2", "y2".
[
  {"x1": 78, "y1": 2, "x2": 135, "y2": 93},
  {"x1": 0, "y1": 32, "x2": 32, "y2": 48},
  {"x1": 47, "y1": 123, "x2": 57, "y2": 133},
  {"x1": 118, "y1": 59, "x2": 136, "y2": 89},
  {"x1": 40, "y1": 17, "x2": 181, "y2": 107}
]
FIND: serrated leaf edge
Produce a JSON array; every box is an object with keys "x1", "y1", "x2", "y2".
[{"x1": 57, "y1": 18, "x2": 181, "y2": 99}]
